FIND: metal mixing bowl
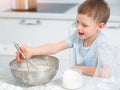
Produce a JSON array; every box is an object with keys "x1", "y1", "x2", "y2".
[{"x1": 9, "y1": 55, "x2": 59, "y2": 86}]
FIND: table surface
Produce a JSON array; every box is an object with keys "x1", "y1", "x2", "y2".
[{"x1": 0, "y1": 70, "x2": 119, "y2": 90}]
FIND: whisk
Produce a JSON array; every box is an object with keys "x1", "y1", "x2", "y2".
[{"x1": 14, "y1": 42, "x2": 39, "y2": 72}]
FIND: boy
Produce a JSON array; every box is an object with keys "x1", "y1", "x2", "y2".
[{"x1": 16, "y1": 0, "x2": 110, "y2": 76}]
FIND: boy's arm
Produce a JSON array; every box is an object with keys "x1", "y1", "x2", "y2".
[
  {"x1": 16, "y1": 40, "x2": 68, "y2": 62},
  {"x1": 73, "y1": 65, "x2": 111, "y2": 77},
  {"x1": 79, "y1": 66, "x2": 96, "y2": 76},
  {"x1": 72, "y1": 66, "x2": 96, "y2": 76},
  {"x1": 31, "y1": 40, "x2": 69, "y2": 55}
]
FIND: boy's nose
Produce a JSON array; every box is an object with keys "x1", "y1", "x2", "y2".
[{"x1": 76, "y1": 24, "x2": 82, "y2": 31}]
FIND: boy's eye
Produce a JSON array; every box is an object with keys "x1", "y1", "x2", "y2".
[
  {"x1": 83, "y1": 24, "x2": 88, "y2": 27},
  {"x1": 76, "y1": 20, "x2": 79, "y2": 24}
]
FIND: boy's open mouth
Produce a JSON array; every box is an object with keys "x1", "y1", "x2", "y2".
[{"x1": 78, "y1": 32, "x2": 84, "y2": 36}]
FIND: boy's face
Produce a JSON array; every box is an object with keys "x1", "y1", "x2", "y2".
[{"x1": 76, "y1": 14, "x2": 104, "y2": 41}]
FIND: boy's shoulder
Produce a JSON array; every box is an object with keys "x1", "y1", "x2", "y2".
[{"x1": 97, "y1": 32, "x2": 108, "y2": 47}]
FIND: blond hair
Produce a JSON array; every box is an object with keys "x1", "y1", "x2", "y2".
[{"x1": 78, "y1": 0, "x2": 110, "y2": 24}]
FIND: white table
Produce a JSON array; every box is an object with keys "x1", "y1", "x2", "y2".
[{"x1": 0, "y1": 71, "x2": 119, "y2": 90}]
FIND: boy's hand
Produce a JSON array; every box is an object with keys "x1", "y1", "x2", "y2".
[{"x1": 16, "y1": 45, "x2": 32, "y2": 62}]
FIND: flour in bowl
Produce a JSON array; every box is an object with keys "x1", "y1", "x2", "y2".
[{"x1": 17, "y1": 65, "x2": 50, "y2": 71}]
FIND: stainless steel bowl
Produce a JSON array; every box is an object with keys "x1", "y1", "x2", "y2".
[{"x1": 9, "y1": 55, "x2": 59, "y2": 86}]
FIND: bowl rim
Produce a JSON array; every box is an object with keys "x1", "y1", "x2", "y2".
[{"x1": 9, "y1": 55, "x2": 59, "y2": 72}]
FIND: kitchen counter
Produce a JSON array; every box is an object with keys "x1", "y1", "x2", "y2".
[
  {"x1": 0, "y1": 12, "x2": 76, "y2": 20},
  {"x1": 0, "y1": 1, "x2": 120, "y2": 21},
  {"x1": 0, "y1": 1, "x2": 80, "y2": 20}
]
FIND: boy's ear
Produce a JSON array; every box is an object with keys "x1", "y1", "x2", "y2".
[{"x1": 98, "y1": 23, "x2": 105, "y2": 31}]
